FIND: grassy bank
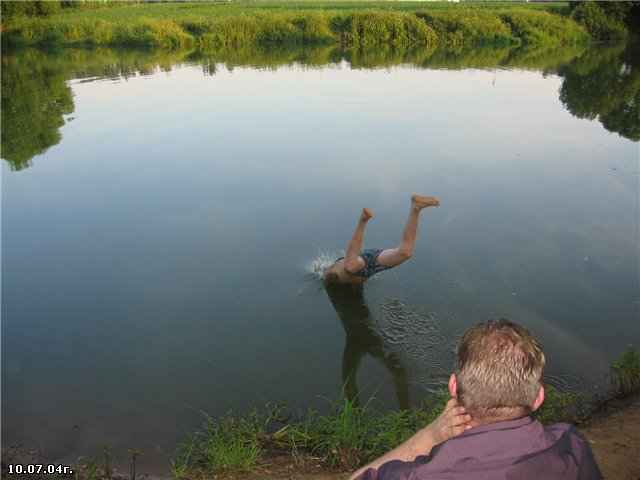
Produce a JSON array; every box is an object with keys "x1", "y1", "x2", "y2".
[
  {"x1": 3, "y1": 1, "x2": 632, "y2": 50},
  {"x1": 62, "y1": 346, "x2": 637, "y2": 479}
]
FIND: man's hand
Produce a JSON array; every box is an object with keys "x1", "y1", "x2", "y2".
[
  {"x1": 349, "y1": 398, "x2": 472, "y2": 480},
  {"x1": 423, "y1": 397, "x2": 472, "y2": 447}
]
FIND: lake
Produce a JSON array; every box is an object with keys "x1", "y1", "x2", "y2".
[{"x1": 2, "y1": 42, "x2": 638, "y2": 474}]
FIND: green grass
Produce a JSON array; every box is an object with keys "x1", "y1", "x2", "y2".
[
  {"x1": 199, "y1": 414, "x2": 263, "y2": 472},
  {"x1": 608, "y1": 346, "x2": 640, "y2": 398},
  {"x1": 166, "y1": 388, "x2": 451, "y2": 476},
  {"x1": 532, "y1": 386, "x2": 590, "y2": 425},
  {"x1": 69, "y1": 347, "x2": 640, "y2": 478},
  {"x1": 169, "y1": 409, "x2": 266, "y2": 476},
  {"x1": 20, "y1": 2, "x2": 570, "y2": 23},
  {"x1": 500, "y1": 8, "x2": 589, "y2": 45},
  {"x1": 167, "y1": 347, "x2": 640, "y2": 477},
  {"x1": 2, "y1": 1, "x2": 603, "y2": 49},
  {"x1": 166, "y1": 384, "x2": 593, "y2": 478}
]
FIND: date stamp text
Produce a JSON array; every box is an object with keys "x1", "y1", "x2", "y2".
[{"x1": 6, "y1": 465, "x2": 74, "y2": 475}]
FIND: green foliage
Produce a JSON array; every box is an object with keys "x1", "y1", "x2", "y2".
[
  {"x1": 100, "y1": 18, "x2": 195, "y2": 48},
  {"x1": 169, "y1": 434, "x2": 197, "y2": 479},
  {"x1": 0, "y1": 49, "x2": 74, "y2": 170},
  {"x1": 37, "y1": 1, "x2": 63, "y2": 17},
  {"x1": 1, "y1": 2, "x2": 602, "y2": 50},
  {"x1": 165, "y1": 388, "x2": 451, "y2": 476},
  {"x1": 128, "y1": 448, "x2": 142, "y2": 480},
  {"x1": 417, "y1": 10, "x2": 515, "y2": 47},
  {"x1": 169, "y1": 410, "x2": 264, "y2": 476},
  {"x1": 1, "y1": 1, "x2": 59, "y2": 19},
  {"x1": 199, "y1": 411, "x2": 263, "y2": 472},
  {"x1": 557, "y1": 41, "x2": 640, "y2": 142},
  {"x1": 1, "y1": 1, "x2": 39, "y2": 19},
  {"x1": 532, "y1": 385, "x2": 590, "y2": 425},
  {"x1": 76, "y1": 456, "x2": 100, "y2": 480},
  {"x1": 500, "y1": 9, "x2": 589, "y2": 45},
  {"x1": 35, "y1": 28, "x2": 67, "y2": 48},
  {"x1": 608, "y1": 346, "x2": 640, "y2": 398},
  {"x1": 296, "y1": 388, "x2": 447, "y2": 469},
  {"x1": 310, "y1": 390, "x2": 379, "y2": 469},
  {"x1": 29, "y1": 342, "x2": 640, "y2": 479},
  {"x1": 347, "y1": 11, "x2": 436, "y2": 49},
  {"x1": 100, "y1": 445, "x2": 114, "y2": 480},
  {"x1": 292, "y1": 10, "x2": 342, "y2": 45},
  {"x1": 570, "y1": 1, "x2": 628, "y2": 41},
  {"x1": 1, "y1": 0, "x2": 144, "y2": 19}
]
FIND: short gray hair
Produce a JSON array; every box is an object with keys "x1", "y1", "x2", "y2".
[{"x1": 455, "y1": 319, "x2": 545, "y2": 421}]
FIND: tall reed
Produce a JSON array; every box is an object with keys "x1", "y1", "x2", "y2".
[{"x1": 2, "y1": 4, "x2": 605, "y2": 50}]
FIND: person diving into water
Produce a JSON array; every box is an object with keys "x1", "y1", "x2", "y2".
[{"x1": 323, "y1": 195, "x2": 440, "y2": 284}]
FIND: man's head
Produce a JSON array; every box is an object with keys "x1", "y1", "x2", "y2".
[{"x1": 448, "y1": 319, "x2": 545, "y2": 424}]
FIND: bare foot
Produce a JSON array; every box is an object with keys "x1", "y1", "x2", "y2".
[
  {"x1": 361, "y1": 207, "x2": 374, "y2": 221},
  {"x1": 411, "y1": 195, "x2": 440, "y2": 208}
]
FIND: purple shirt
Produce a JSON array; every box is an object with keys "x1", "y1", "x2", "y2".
[{"x1": 354, "y1": 417, "x2": 602, "y2": 480}]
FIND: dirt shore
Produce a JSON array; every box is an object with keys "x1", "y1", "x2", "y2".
[
  {"x1": 579, "y1": 397, "x2": 640, "y2": 480},
  {"x1": 3, "y1": 397, "x2": 639, "y2": 480}
]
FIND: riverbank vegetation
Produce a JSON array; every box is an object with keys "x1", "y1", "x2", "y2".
[
  {"x1": 62, "y1": 347, "x2": 637, "y2": 479},
  {"x1": 2, "y1": 1, "x2": 638, "y2": 50}
]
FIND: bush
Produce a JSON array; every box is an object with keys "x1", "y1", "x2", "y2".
[
  {"x1": 35, "y1": 28, "x2": 66, "y2": 49},
  {"x1": 570, "y1": 1, "x2": 627, "y2": 41},
  {"x1": 608, "y1": 346, "x2": 640, "y2": 398},
  {"x1": 255, "y1": 13, "x2": 304, "y2": 46},
  {"x1": 1, "y1": 1, "x2": 60, "y2": 19},
  {"x1": 417, "y1": 10, "x2": 515, "y2": 47},
  {"x1": 533, "y1": 385, "x2": 590, "y2": 425},
  {"x1": 1, "y1": 1, "x2": 39, "y2": 19},
  {"x1": 37, "y1": 1, "x2": 62, "y2": 17},
  {"x1": 105, "y1": 18, "x2": 195, "y2": 48},
  {"x1": 501, "y1": 9, "x2": 589, "y2": 45},
  {"x1": 292, "y1": 11, "x2": 339, "y2": 45},
  {"x1": 347, "y1": 11, "x2": 437, "y2": 49}
]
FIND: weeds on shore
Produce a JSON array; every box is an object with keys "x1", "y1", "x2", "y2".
[
  {"x1": 165, "y1": 347, "x2": 640, "y2": 478},
  {"x1": 74, "y1": 444, "x2": 142, "y2": 480},
  {"x1": 1, "y1": 2, "x2": 627, "y2": 50},
  {"x1": 532, "y1": 386, "x2": 590, "y2": 425},
  {"x1": 166, "y1": 388, "x2": 450, "y2": 477},
  {"x1": 608, "y1": 346, "x2": 640, "y2": 398},
  {"x1": 70, "y1": 347, "x2": 640, "y2": 479}
]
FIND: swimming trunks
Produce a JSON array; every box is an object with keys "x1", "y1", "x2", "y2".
[
  {"x1": 358, "y1": 249, "x2": 390, "y2": 277},
  {"x1": 333, "y1": 249, "x2": 390, "y2": 278},
  {"x1": 356, "y1": 249, "x2": 390, "y2": 278}
]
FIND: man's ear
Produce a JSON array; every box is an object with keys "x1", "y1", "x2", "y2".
[
  {"x1": 448, "y1": 373, "x2": 457, "y2": 398},
  {"x1": 532, "y1": 385, "x2": 545, "y2": 412}
]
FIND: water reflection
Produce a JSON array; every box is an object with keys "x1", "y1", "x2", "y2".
[
  {"x1": 557, "y1": 41, "x2": 640, "y2": 141},
  {"x1": 1, "y1": 41, "x2": 638, "y2": 171},
  {"x1": 0, "y1": 53, "x2": 73, "y2": 170},
  {"x1": 325, "y1": 282, "x2": 409, "y2": 410}
]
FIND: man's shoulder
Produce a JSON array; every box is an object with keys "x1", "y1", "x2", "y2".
[
  {"x1": 540, "y1": 421, "x2": 592, "y2": 446},
  {"x1": 414, "y1": 418, "x2": 601, "y2": 479}
]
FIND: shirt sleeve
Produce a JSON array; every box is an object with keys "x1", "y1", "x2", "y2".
[
  {"x1": 353, "y1": 457, "x2": 428, "y2": 480},
  {"x1": 352, "y1": 468, "x2": 377, "y2": 480}
]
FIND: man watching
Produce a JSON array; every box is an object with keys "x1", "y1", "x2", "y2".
[{"x1": 350, "y1": 318, "x2": 602, "y2": 480}]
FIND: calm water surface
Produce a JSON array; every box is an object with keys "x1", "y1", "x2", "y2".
[{"x1": 2, "y1": 44, "x2": 639, "y2": 473}]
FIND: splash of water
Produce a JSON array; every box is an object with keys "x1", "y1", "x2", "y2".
[{"x1": 309, "y1": 250, "x2": 342, "y2": 280}]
